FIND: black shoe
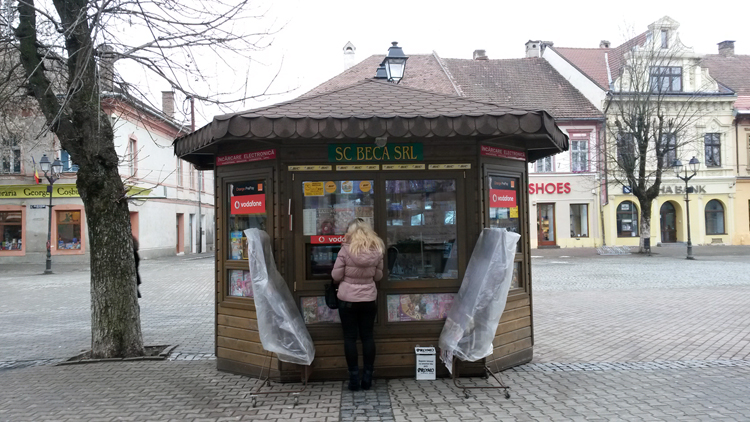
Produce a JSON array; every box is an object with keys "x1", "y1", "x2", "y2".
[
  {"x1": 361, "y1": 367, "x2": 373, "y2": 390},
  {"x1": 348, "y1": 370, "x2": 360, "y2": 391}
]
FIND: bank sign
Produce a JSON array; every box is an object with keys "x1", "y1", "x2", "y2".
[{"x1": 328, "y1": 143, "x2": 422, "y2": 163}]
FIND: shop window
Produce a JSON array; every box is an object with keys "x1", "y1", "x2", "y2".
[
  {"x1": 570, "y1": 204, "x2": 589, "y2": 237},
  {"x1": 227, "y1": 180, "x2": 267, "y2": 260},
  {"x1": 56, "y1": 210, "x2": 82, "y2": 250},
  {"x1": 302, "y1": 179, "x2": 374, "y2": 279},
  {"x1": 0, "y1": 210, "x2": 23, "y2": 252},
  {"x1": 60, "y1": 150, "x2": 78, "y2": 172},
  {"x1": 1, "y1": 137, "x2": 21, "y2": 174},
  {"x1": 705, "y1": 200, "x2": 725, "y2": 235},
  {"x1": 535, "y1": 156, "x2": 553, "y2": 173},
  {"x1": 227, "y1": 269, "x2": 254, "y2": 298},
  {"x1": 385, "y1": 180, "x2": 458, "y2": 280},
  {"x1": 386, "y1": 293, "x2": 455, "y2": 322},
  {"x1": 571, "y1": 139, "x2": 588, "y2": 172},
  {"x1": 616, "y1": 201, "x2": 639, "y2": 237},
  {"x1": 704, "y1": 133, "x2": 721, "y2": 167},
  {"x1": 487, "y1": 175, "x2": 521, "y2": 252},
  {"x1": 301, "y1": 297, "x2": 341, "y2": 324}
]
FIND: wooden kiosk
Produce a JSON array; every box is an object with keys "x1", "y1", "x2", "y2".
[{"x1": 174, "y1": 80, "x2": 568, "y2": 381}]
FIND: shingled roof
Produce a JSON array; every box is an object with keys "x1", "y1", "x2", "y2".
[
  {"x1": 441, "y1": 57, "x2": 602, "y2": 120},
  {"x1": 305, "y1": 54, "x2": 459, "y2": 97},
  {"x1": 174, "y1": 79, "x2": 568, "y2": 168},
  {"x1": 702, "y1": 54, "x2": 750, "y2": 96}
]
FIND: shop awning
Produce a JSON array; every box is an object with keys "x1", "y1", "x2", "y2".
[{"x1": 174, "y1": 79, "x2": 569, "y2": 169}]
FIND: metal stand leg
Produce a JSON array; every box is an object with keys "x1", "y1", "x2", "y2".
[
  {"x1": 452, "y1": 357, "x2": 511, "y2": 400},
  {"x1": 249, "y1": 351, "x2": 309, "y2": 408}
]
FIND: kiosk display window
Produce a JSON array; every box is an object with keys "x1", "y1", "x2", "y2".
[
  {"x1": 385, "y1": 179, "x2": 458, "y2": 280},
  {"x1": 300, "y1": 296, "x2": 341, "y2": 324},
  {"x1": 228, "y1": 269, "x2": 254, "y2": 297},
  {"x1": 228, "y1": 180, "x2": 267, "y2": 260},
  {"x1": 302, "y1": 180, "x2": 374, "y2": 279},
  {"x1": 386, "y1": 293, "x2": 455, "y2": 322},
  {"x1": 488, "y1": 175, "x2": 521, "y2": 252}
]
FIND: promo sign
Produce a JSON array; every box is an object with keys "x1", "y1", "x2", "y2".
[
  {"x1": 480, "y1": 145, "x2": 526, "y2": 161},
  {"x1": 489, "y1": 189, "x2": 517, "y2": 208},
  {"x1": 216, "y1": 149, "x2": 276, "y2": 166},
  {"x1": 311, "y1": 235, "x2": 346, "y2": 244},
  {"x1": 230, "y1": 193, "x2": 265, "y2": 215}
]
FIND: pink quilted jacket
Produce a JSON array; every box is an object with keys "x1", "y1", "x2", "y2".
[{"x1": 332, "y1": 243, "x2": 384, "y2": 302}]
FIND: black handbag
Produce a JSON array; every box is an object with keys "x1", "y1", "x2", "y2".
[{"x1": 324, "y1": 280, "x2": 339, "y2": 310}]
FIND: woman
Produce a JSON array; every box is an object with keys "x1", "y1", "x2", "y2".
[{"x1": 332, "y1": 218, "x2": 384, "y2": 391}]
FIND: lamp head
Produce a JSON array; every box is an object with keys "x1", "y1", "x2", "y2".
[
  {"x1": 52, "y1": 158, "x2": 63, "y2": 177},
  {"x1": 39, "y1": 154, "x2": 51, "y2": 173},
  {"x1": 688, "y1": 156, "x2": 700, "y2": 174},
  {"x1": 671, "y1": 158, "x2": 682, "y2": 177},
  {"x1": 382, "y1": 42, "x2": 408, "y2": 84}
]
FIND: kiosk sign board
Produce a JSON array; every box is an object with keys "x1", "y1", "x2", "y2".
[{"x1": 415, "y1": 346, "x2": 437, "y2": 380}]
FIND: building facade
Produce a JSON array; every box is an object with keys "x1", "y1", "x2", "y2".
[{"x1": 0, "y1": 91, "x2": 214, "y2": 264}]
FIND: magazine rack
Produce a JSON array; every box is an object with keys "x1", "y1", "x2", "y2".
[
  {"x1": 451, "y1": 357, "x2": 511, "y2": 400},
  {"x1": 249, "y1": 350, "x2": 310, "y2": 408}
]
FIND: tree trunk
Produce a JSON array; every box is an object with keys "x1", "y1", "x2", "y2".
[{"x1": 638, "y1": 199, "x2": 652, "y2": 253}]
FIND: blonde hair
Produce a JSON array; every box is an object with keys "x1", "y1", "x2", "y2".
[{"x1": 346, "y1": 218, "x2": 384, "y2": 256}]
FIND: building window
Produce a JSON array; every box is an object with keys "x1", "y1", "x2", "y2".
[
  {"x1": 617, "y1": 132, "x2": 635, "y2": 167},
  {"x1": 536, "y1": 156, "x2": 553, "y2": 173},
  {"x1": 704, "y1": 133, "x2": 721, "y2": 167},
  {"x1": 189, "y1": 165, "x2": 195, "y2": 189},
  {"x1": 570, "y1": 204, "x2": 589, "y2": 237},
  {"x1": 661, "y1": 30, "x2": 668, "y2": 48},
  {"x1": 616, "y1": 201, "x2": 639, "y2": 237},
  {"x1": 176, "y1": 158, "x2": 183, "y2": 186},
  {"x1": 56, "y1": 210, "x2": 82, "y2": 250},
  {"x1": 705, "y1": 199, "x2": 725, "y2": 235},
  {"x1": 0, "y1": 210, "x2": 23, "y2": 252},
  {"x1": 1, "y1": 137, "x2": 21, "y2": 174},
  {"x1": 60, "y1": 150, "x2": 78, "y2": 172},
  {"x1": 661, "y1": 133, "x2": 677, "y2": 168},
  {"x1": 128, "y1": 136, "x2": 137, "y2": 177},
  {"x1": 650, "y1": 66, "x2": 682, "y2": 93},
  {"x1": 571, "y1": 138, "x2": 589, "y2": 172}
]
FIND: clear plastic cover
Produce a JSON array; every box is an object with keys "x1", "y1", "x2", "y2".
[
  {"x1": 438, "y1": 228, "x2": 521, "y2": 373},
  {"x1": 245, "y1": 229, "x2": 315, "y2": 366}
]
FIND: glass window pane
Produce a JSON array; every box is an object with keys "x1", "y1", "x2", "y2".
[
  {"x1": 228, "y1": 180, "x2": 267, "y2": 260},
  {"x1": 307, "y1": 244, "x2": 341, "y2": 279},
  {"x1": 488, "y1": 176, "x2": 521, "y2": 252},
  {"x1": 617, "y1": 201, "x2": 639, "y2": 237},
  {"x1": 301, "y1": 297, "x2": 341, "y2": 324},
  {"x1": 228, "y1": 269, "x2": 254, "y2": 298},
  {"x1": 0, "y1": 211, "x2": 23, "y2": 251},
  {"x1": 302, "y1": 180, "x2": 374, "y2": 236},
  {"x1": 386, "y1": 293, "x2": 455, "y2": 322},
  {"x1": 570, "y1": 204, "x2": 588, "y2": 237},
  {"x1": 56, "y1": 211, "x2": 82, "y2": 249},
  {"x1": 386, "y1": 180, "x2": 458, "y2": 280}
]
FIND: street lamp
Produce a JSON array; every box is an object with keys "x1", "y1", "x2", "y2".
[
  {"x1": 39, "y1": 154, "x2": 63, "y2": 274},
  {"x1": 381, "y1": 42, "x2": 408, "y2": 84},
  {"x1": 672, "y1": 156, "x2": 700, "y2": 260}
]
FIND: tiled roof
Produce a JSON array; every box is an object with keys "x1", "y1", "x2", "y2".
[
  {"x1": 174, "y1": 79, "x2": 568, "y2": 166},
  {"x1": 701, "y1": 54, "x2": 750, "y2": 96},
  {"x1": 304, "y1": 54, "x2": 459, "y2": 97},
  {"x1": 441, "y1": 57, "x2": 602, "y2": 120},
  {"x1": 552, "y1": 32, "x2": 648, "y2": 90}
]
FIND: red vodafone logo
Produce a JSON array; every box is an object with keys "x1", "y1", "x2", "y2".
[
  {"x1": 311, "y1": 235, "x2": 346, "y2": 244},
  {"x1": 489, "y1": 189, "x2": 517, "y2": 208},
  {"x1": 230, "y1": 194, "x2": 266, "y2": 215}
]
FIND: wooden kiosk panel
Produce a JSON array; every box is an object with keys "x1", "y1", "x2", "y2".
[{"x1": 174, "y1": 79, "x2": 569, "y2": 382}]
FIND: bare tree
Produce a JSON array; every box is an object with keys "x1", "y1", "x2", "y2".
[
  {"x1": 4, "y1": 0, "x2": 281, "y2": 358},
  {"x1": 603, "y1": 31, "x2": 720, "y2": 253}
]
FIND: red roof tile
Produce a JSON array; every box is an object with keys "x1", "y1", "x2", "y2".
[{"x1": 702, "y1": 54, "x2": 750, "y2": 96}]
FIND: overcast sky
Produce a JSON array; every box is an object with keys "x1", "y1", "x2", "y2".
[{"x1": 182, "y1": 0, "x2": 750, "y2": 126}]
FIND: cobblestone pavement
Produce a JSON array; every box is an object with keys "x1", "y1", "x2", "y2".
[{"x1": 1, "y1": 246, "x2": 749, "y2": 421}]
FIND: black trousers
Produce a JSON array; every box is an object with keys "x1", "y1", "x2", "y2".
[{"x1": 338, "y1": 300, "x2": 377, "y2": 372}]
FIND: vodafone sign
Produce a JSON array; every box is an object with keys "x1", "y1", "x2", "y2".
[
  {"x1": 311, "y1": 235, "x2": 346, "y2": 244},
  {"x1": 230, "y1": 193, "x2": 266, "y2": 215},
  {"x1": 490, "y1": 189, "x2": 517, "y2": 208}
]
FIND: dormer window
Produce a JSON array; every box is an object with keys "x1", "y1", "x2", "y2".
[
  {"x1": 650, "y1": 66, "x2": 682, "y2": 92},
  {"x1": 661, "y1": 30, "x2": 668, "y2": 48}
]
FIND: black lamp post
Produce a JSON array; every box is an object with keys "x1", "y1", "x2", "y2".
[
  {"x1": 672, "y1": 156, "x2": 700, "y2": 260},
  {"x1": 39, "y1": 154, "x2": 63, "y2": 274},
  {"x1": 380, "y1": 42, "x2": 408, "y2": 83}
]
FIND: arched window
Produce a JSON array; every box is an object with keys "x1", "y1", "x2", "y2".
[
  {"x1": 705, "y1": 200, "x2": 725, "y2": 235},
  {"x1": 617, "y1": 201, "x2": 639, "y2": 237}
]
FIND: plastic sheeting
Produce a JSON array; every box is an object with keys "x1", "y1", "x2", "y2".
[
  {"x1": 438, "y1": 228, "x2": 520, "y2": 373},
  {"x1": 245, "y1": 229, "x2": 315, "y2": 366}
]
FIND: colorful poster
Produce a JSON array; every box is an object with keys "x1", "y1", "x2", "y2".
[
  {"x1": 228, "y1": 270, "x2": 253, "y2": 297},
  {"x1": 301, "y1": 297, "x2": 341, "y2": 324},
  {"x1": 386, "y1": 293, "x2": 455, "y2": 322}
]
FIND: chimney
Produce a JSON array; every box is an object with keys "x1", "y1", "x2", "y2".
[
  {"x1": 97, "y1": 44, "x2": 116, "y2": 92},
  {"x1": 343, "y1": 41, "x2": 356, "y2": 70},
  {"x1": 473, "y1": 49, "x2": 488, "y2": 60},
  {"x1": 718, "y1": 40, "x2": 735, "y2": 57},
  {"x1": 525, "y1": 40, "x2": 546, "y2": 58},
  {"x1": 600, "y1": 40, "x2": 611, "y2": 48},
  {"x1": 162, "y1": 91, "x2": 174, "y2": 120}
]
